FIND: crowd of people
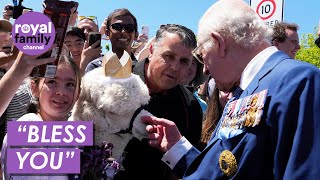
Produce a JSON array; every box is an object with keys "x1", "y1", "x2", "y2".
[{"x1": 0, "y1": 0, "x2": 319, "y2": 179}]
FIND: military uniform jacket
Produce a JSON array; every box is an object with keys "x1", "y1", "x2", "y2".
[{"x1": 175, "y1": 51, "x2": 320, "y2": 179}]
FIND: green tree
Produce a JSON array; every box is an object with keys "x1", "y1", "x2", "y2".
[{"x1": 296, "y1": 27, "x2": 320, "y2": 68}]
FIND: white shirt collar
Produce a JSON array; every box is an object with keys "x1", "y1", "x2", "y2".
[{"x1": 239, "y1": 46, "x2": 278, "y2": 90}]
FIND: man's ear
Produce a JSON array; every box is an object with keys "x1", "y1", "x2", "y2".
[
  {"x1": 272, "y1": 39, "x2": 278, "y2": 46},
  {"x1": 211, "y1": 32, "x2": 226, "y2": 58},
  {"x1": 148, "y1": 44, "x2": 154, "y2": 59},
  {"x1": 149, "y1": 44, "x2": 153, "y2": 54}
]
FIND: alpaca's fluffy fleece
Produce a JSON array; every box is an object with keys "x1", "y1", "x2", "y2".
[{"x1": 72, "y1": 67, "x2": 151, "y2": 160}]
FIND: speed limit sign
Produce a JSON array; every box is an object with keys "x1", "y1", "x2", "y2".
[
  {"x1": 256, "y1": 0, "x2": 276, "y2": 20},
  {"x1": 250, "y1": 0, "x2": 283, "y2": 27}
]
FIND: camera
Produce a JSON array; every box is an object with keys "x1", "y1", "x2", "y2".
[
  {"x1": 12, "y1": 5, "x2": 24, "y2": 19},
  {"x1": 11, "y1": 0, "x2": 33, "y2": 19}
]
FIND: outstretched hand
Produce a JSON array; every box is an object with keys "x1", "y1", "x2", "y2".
[
  {"x1": 0, "y1": 50, "x2": 55, "y2": 116},
  {"x1": 141, "y1": 116, "x2": 182, "y2": 152},
  {"x1": 99, "y1": 18, "x2": 109, "y2": 40},
  {"x1": 12, "y1": 51, "x2": 55, "y2": 77}
]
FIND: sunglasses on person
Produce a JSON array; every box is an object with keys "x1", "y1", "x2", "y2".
[
  {"x1": 77, "y1": 15, "x2": 99, "y2": 30},
  {"x1": 78, "y1": 15, "x2": 97, "y2": 22},
  {"x1": 65, "y1": 40, "x2": 85, "y2": 49},
  {"x1": 110, "y1": 23, "x2": 136, "y2": 33}
]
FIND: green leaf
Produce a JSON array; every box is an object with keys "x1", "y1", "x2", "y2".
[{"x1": 296, "y1": 26, "x2": 320, "y2": 68}]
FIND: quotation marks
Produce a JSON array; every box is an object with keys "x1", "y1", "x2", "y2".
[
  {"x1": 18, "y1": 125, "x2": 27, "y2": 132},
  {"x1": 7, "y1": 122, "x2": 92, "y2": 173},
  {"x1": 15, "y1": 150, "x2": 78, "y2": 170},
  {"x1": 65, "y1": 151, "x2": 75, "y2": 158}
]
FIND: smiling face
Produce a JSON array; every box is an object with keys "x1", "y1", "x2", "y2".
[
  {"x1": 107, "y1": 15, "x2": 137, "y2": 56},
  {"x1": 34, "y1": 64, "x2": 79, "y2": 121},
  {"x1": 275, "y1": 29, "x2": 300, "y2": 59},
  {"x1": 146, "y1": 32, "x2": 193, "y2": 93},
  {"x1": 64, "y1": 35, "x2": 85, "y2": 65}
]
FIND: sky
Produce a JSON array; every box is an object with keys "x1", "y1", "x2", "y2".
[{"x1": 1, "y1": 0, "x2": 319, "y2": 51}]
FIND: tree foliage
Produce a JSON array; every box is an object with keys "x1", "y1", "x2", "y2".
[{"x1": 296, "y1": 27, "x2": 320, "y2": 68}]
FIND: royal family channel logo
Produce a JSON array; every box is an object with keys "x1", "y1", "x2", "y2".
[{"x1": 12, "y1": 12, "x2": 55, "y2": 55}]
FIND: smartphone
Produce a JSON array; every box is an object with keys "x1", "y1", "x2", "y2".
[
  {"x1": 88, "y1": 32, "x2": 101, "y2": 48},
  {"x1": 141, "y1": 25, "x2": 149, "y2": 39}
]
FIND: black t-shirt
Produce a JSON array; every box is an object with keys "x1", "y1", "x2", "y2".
[{"x1": 116, "y1": 59, "x2": 203, "y2": 180}]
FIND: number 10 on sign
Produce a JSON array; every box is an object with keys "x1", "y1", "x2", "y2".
[{"x1": 250, "y1": 0, "x2": 284, "y2": 26}]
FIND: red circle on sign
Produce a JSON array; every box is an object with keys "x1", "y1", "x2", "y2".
[{"x1": 256, "y1": 0, "x2": 276, "y2": 20}]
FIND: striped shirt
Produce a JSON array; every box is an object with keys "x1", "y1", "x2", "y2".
[{"x1": 5, "y1": 79, "x2": 32, "y2": 122}]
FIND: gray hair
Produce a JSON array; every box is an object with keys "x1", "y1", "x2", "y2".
[
  {"x1": 152, "y1": 24, "x2": 197, "y2": 50},
  {"x1": 198, "y1": 0, "x2": 272, "y2": 49}
]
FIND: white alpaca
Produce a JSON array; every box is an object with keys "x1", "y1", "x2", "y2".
[{"x1": 72, "y1": 66, "x2": 152, "y2": 161}]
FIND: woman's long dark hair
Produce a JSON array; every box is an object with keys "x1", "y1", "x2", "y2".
[{"x1": 199, "y1": 87, "x2": 223, "y2": 148}]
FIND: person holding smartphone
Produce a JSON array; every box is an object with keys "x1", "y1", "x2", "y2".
[{"x1": 64, "y1": 27, "x2": 101, "y2": 76}]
